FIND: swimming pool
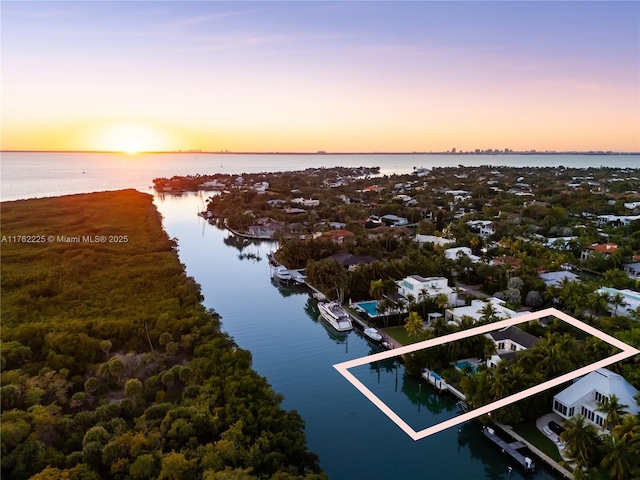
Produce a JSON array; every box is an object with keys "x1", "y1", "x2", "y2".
[
  {"x1": 355, "y1": 300, "x2": 380, "y2": 317},
  {"x1": 455, "y1": 361, "x2": 478, "y2": 374}
]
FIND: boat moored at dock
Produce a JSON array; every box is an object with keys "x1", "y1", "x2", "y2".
[
  {"x1": 273, "y1": 265, "x2": 293, "y2": 282},
  {"x1": 363, "y1": 327, "x2": 383, "y2": 343},
  {"x1": 318, "y1": 301, "x2": 353, "y2": 332}
]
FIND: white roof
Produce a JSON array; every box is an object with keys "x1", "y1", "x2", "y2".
[
  {"x1": 554, "y1": 368, "x2": 640, "y2": 415},
  {"x1": 539, "y1": 271, "x2": 579, "y2": 286},
  {"x1": 414, "y1": 234, "x2": 455, "y2": 247},
  {"x1": 445, "y1": 247, "x2": 481, "y2": 263},
  {"x1": 597, "y1": 287, "x2": 640, "y2": 310},
  {"x1": 449, "y1": 297, "x2": 522, "y2": 321}
]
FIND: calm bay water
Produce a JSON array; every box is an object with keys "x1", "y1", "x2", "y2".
[{"x1": 1, "y1": 151, "x2": 613, "y2": 478}]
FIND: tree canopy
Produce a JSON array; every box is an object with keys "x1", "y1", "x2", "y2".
[{"x1": 1, "y1": 190, "x2": 325, "y2": 480}]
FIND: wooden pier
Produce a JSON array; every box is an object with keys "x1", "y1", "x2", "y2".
[
  {"x1": 495, "y1": 423, "x2": 574, "y2": 479},
  {"x1": 483, "y1": 426, "x2": 535, "y2": 472}
]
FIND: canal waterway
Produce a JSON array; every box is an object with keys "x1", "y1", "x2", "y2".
[{"x1": 154, "y1": 191, "x2": 560, "y2": 480}]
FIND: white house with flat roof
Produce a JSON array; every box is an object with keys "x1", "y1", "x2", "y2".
[
  {"x1": 414, "y1": 234, "x2": 455, "y2": 247},
  {"x1": 447, "y1": 297, "x2": 522, "y2": 324},
  {"x1": 552, "y1": 368, "x2": 640, "y2": 430},
  {"x1": 291, "y1": 197, "x2": 320, "y2": 207},
  {"x1": 466, "y1": 220, "x2": 496, "y2": 238},
  {"x1": 445, "y1": 247, "x2": 481, "y2": 263},
  {"x1": 596, "y1": 287, "x2": 640, "y2": 317},
  {"x1": 396, "y1": 275, "x2": 456, "y2": 305}
]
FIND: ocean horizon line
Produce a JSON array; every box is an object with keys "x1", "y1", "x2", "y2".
[{"x1": 2, "y1": 149, "x2": 639, "y2": 156}]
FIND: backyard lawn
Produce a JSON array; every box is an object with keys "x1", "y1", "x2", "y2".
[
  {"x1": 384, "y1": 325, "x2": 423, "y2": 345},
  {"x1": 512, "y1": 420, "x2": 563, "y2": 462}
]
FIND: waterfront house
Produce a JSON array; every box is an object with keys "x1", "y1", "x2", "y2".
[
  {"x1": 247, "y1": 219, "x2": 285, "y2": 239},
  {"x1": 396, "y1": 275, "x2": 456, "y2": 305},
  {"x1": 552, "y1": 368, "x2": 640, "y2": 430},
  {"x1": 327, "y1": 252, "x2": 376, "y2": 270},
  {"x1": 486, "y1": 326, "x2": 540, "y2": 367},
  {"x1": 201, "y1": 179, "x2": 227, "y2": 190}
]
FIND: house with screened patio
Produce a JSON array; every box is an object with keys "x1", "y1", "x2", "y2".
[{"x1": 552, "y1": 368, "x2": 639, "y2": 430}]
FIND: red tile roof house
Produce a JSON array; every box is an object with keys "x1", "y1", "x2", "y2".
[
  {"x1": 580, "y1": 243, "x2": 618, "y2": 261},
  {"x1": 322, "y1": 229, "x2": 355, "y2": 245}
]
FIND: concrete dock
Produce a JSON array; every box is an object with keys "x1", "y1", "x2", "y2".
[{"x1": 483, "y1": 426, "x2": 535, "y2": 472}]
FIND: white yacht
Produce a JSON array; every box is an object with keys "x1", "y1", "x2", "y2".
[
  {"x1": 318, "y1": 301, "x2": 353, "y2": 332},
  {"x1": 273, "y1": 265, "x2": 292, "y2": 282}
]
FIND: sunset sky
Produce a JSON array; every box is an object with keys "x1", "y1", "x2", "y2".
[{"x1": 2, "y1": 1, "x2": 638, "y2": 153}]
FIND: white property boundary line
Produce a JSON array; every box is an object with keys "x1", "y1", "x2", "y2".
[{"x1": 333, "y1": 308, "x2": 639, "y2": 441}]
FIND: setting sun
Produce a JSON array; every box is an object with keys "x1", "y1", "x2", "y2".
[{"x1": 86, "y1": 122, "x2": 175, "y2": 153}]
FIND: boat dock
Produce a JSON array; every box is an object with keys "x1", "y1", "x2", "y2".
[
  {"x1": 495, "y1": 423, "x2": 574, "y2": 479},
  {"x1": 482, "y1": 426, "x2": 535, "y2": 472},
  {"x1": 421, "y1": 369, "x2": 466, "y2": 400}
]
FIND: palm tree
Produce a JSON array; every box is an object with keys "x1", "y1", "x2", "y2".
[
  {"x1": 489, "y1": 364, "x2": 511, "y2": 401},
  {"x1": 430, "y1": 315, "x2": 450, "y2": 337},
  {"x1": 369, "y1": 279, "x2": 384, "y2": 301},
  {"x1": 394, "y1": 297, "x2": 407, "y2": 324},
  {"x1": 535, "y1": 332, "x2": 573, "y2": 379},
  {"x1": 599, "y1": 431, "x2": 640, "y2": 480},
  {"x1": 405, "y1": 311, "x2": 425, "y2": 339},
  {"x1": 435, "y1": 292, "x2": 449, "y2": 318},
  {"x1": 469, "y1": 235, "x2": 480, "y2": 255},
  {"x1": 478, "y1": 300, "x2": 499, "y2": 324},
  {"x1": 587, "y1": 291, "x2": 610, "y2": 318},
  {"x1": 612, "y1": 414, "x2": 640, "y2": 444},
  {"x1": 419, "y1": 287, "x2": 430, "y2": 317},
  {"x1": 561, "y1": 414, "x2": 600, "y2": 469},
  {"x1": 610, "y1": 292, "x2": 628, "y2": 316},
  {"x1": 628, "y1": 306, "x2": 640, "y2": 323},
  {"x1": 405, "y1": 293, "x2": 416, "y2": 311},
  {"x1": 598, "y1": 394, "x2": 629, "y2": 431},
  {"x1": 376, "y1": 297, "x2": 393, "y2": 328}
]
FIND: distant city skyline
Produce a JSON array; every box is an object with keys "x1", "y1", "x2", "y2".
[{"x1": 2, "y1": 1, "x2": 639, "y2": 154}]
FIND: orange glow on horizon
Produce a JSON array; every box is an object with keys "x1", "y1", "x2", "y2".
[{"x1": 79, "y1": 122, "x2": 179, "y2": 154}]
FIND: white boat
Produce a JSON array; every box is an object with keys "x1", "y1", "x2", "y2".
[
  {"x1": 273, "y1": 265, "x2": 292, "y2": 282},
  {"x1": 364, "y1": 327, "x2": 383, "y2": 342},
  {"x1": 318, "y1": 301, "x2": 353, "y2": 332}
]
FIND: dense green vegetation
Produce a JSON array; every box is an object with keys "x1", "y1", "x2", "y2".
[{"x1": 1, "y1": 190, "x2": 325, "y2": 480}]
